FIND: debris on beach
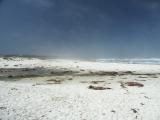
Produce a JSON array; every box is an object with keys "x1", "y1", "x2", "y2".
[
  {"x1": 88, "y1": 85, "x2": 111, "y2": 90},
  {"x1": 119, "y1": 81, "x2": 144, "y2": 88},
  {"x1": 90, "y1": 81, "x2": 105, "y2": 84},
  {"x1": 131, "y1": 108, "x2": 138, "y2": 113},
  {"x1": 111, "y1": 110, "x2": 116, "y2": 113},
  {"x1": 138, "y1": 76, "x2": 148, "y2": 78},
  {"x1": 119, "y1": 81, "x2": 127, "y2": 88},
  {"x1": 68, "y1": 77, "x2": 73, "y2": 80},
  {"x1": 144, "y1": 96, "x2": 151, "y2": 99},
  {"x1": 125, "y1": 82, "x2": 144, "y2": 87},
  {"x1": 80, "y1": 81, "x2": 88, "y2": 83},
  {"x1": 11, "y1": 88, "x2": 18, "y2": 90},
  {"x1": 46, "y1": 79, "x2": 64, "y2": 84},
  {"x1": 0, "y1": 107, "x2": 7, "y2": 110}
]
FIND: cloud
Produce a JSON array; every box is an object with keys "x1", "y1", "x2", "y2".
[{"x1": 24, "y1": 0, "x2": 53, "y2": 8}]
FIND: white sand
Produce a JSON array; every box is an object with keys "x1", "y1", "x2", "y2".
[{"x1": 0, "y1": 57, "x2": 160, "y2": 120}]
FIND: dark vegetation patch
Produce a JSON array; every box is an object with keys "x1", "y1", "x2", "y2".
[
  {"x1": 11, "y1": 88, "x2": 18, "y2": 90},
  {"x1": 68, "y1": 77, "x2": 73, "y2": 80},
  {"x1": 35, "y1": 83, "x2": 43, "y2": 85},
  {"x1": 46, "y1": 79, "x2": 64, "y2": 84},
  {"x1": 138, "y1": 76, "x2": 148, "y2": 78},
  {"x1": 80, "y1": 71, "x2": 119, "y2": 76},
  {"x1": 140, "y1": 103, "x2": 145, "y2": 106},
  {"x1": 0, "y1": 107, "x2": 7, "y2": 110},
  {"x1": 3, "y1": 57, "x2": 14, "y2": 60},
  {"x1": 22, "y1": 68, "x2": 36, "y2": 72},
  {"x1": 88, "y1": 85, "x2": 112, "y2": 90},
  {"x1": 82, "y1": 71, "x2": 159, "y2": 77},
  {"x1": 7, "y1": 74, "x2": 39, "y2": 78},
  {"x1": 46, "y1": 82, "x2": 61, "y2": 85},
  {"x1": 131, "y1": 73, "x2": 156, "y2": 76},
  {"x1": 14, "y1": 65, "x2": 19, "y2": 67},
  {"x1": 0, "y1": 67, "x2": 159, "y2": 79},
  {"x1": 0, "y1": 67, "x2": 77, "y2": 78},
  {"x1": 90, "y1": 81, "x2": 105, "y2": 84},
  {"x1": 8, "y1": 75, "x2": 13, "y2": 78},
  {"x1": 33, "y1": 83, "x2": 45, "y2": 86},
  {"x1": 150, "y1": 76, "x2": 158, "y2": 78},
  {"x1": 50, "y1": 70, "x2": 76, "y2": 75},
  {"x1": 93, "y1": 71, "x2": 118, "y2": 76},
  {"x1": 144, "y1": 96, "x2": 151, "y2": 99},
  {"x1": 119, "y1": 81, "x2": 127, "y2": 88},
  {"x1": 107, "y1": 83, "x2": 111, "y2": 84},
  {"x1": 80, "y1": 81, "x2": 88, "y2": 83},
  {"x1": 119, "y1": 71, "x2": 157, "y2": 76},
  {"x1": 106, "y1": 87, "x2": 112, "y2": 90},
  {"x1": 123, "y1": 71, "x2": 133, "y2": 74},
  {"x1": 111, "y1": 110, "x2": 116, "y2": 113},
  {"x1": 135, "y1": 79, "x2": 146, "y2": 81}
]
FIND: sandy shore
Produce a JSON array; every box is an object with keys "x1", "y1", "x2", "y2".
[{"x1": 0, "y1": 57, "x2": 160, "y2": 120}]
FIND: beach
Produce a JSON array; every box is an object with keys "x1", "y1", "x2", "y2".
[{"x1": 0, "y1": 57, "x2": 160, "y2": 120}]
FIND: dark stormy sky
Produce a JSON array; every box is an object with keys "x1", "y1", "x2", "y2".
[{"x1": 0, "y1": 0, "x2": 160, "y2": 58}]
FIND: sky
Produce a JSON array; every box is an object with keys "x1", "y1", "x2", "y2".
[{"x1": 0, "y1": 0, "x2": 160, "y2": 58}]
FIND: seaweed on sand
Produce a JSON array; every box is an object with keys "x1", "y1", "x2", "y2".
[
  {"x1": 88, "y1": 85, "x2": 112, "y2": 90},
  {"x1": 125, "y1": 82, "x2": 144, "y2": 87}
]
